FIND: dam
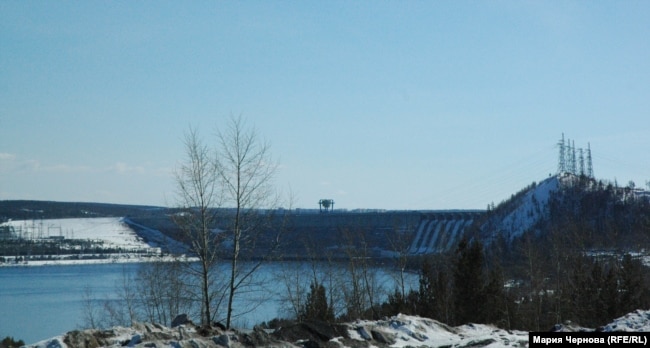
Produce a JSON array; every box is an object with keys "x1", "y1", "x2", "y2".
[
  {"x1": 408, "y1": 211, "x2": 484, "y2": 254},
  {"x1": 264, "y1": 209, "x2": 485, "y2": 258}
]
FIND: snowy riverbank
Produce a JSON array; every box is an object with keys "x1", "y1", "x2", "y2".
[{"x1": 0, "y1": 217, "x2": 193, "y2": 267}]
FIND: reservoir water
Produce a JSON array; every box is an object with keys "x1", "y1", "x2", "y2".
[{"x1": 0, "y1": 262, "x2": 416, "y2": 344}]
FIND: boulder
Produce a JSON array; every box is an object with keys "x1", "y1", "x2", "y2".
[
  {"x1": 171, "y1": 314, "x2": 194, "y2": 328},
  {"x1": 212, "y1": 334, "x2": 231, "y2": 347},
  {"x1": 44, "y1": 338, "x2": 66, "y2": 348},
  {"x1": 127, "y1": 334, "x2": 142, "y2": 347},
  {"x1": 63, "y1": 330, "x2": 101, "y2": 348},
  {"x1": 272, "y1": 321, "x2": 348, "y2": 345},
  {"x1": 370, "y1": 328, "x2": 395, "y2": 345},
  {"x1": 355, "y1": 326, "x2": 372, "y2": 340}
]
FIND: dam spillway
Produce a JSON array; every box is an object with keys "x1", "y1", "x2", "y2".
[{"x1": 408, "y1": 211, "x2": 483, "y2": 254}]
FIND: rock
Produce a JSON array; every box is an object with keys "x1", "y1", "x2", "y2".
[
  {"x1": 370, "y1": 328, "x2": 395, "y2": 345},
  {"x1": 355, "y1": 326, "x2": 372, "y2": 341},
  {"x1": 301, "y1": 340, "x2": 323, "y2": 348},
  {"x1": 44, "y1": 338, "x2": 66, "y2": 348},
  {"x1": 213, "y1": 334, "x2": 231, "y2": 347},
  {"x1": 273, "y1": 321, "x2": 349, "y2": 344},
  {"x1": 144, "y1": 330, "x2": 176, "y2": 341},
  {"x1": 242, "y1": 327, "x2": 281, "y2": 347},
  {"x1": 213, "y1": 322, "x2": 227, "y2": 330},
  {"x1": 458, "y1": 338, "x2": 496, "y2": 348},
  {"x1": 127, "y1": 334, "x2": 142, "y2": 347},
  {"x1": 63, "y1": 330, "x2": 101, "y2": 348},
  {"x1": 172, "y1": 314, "x2": 194, "y2": 328}
]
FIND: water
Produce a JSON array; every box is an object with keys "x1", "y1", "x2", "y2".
[
  {"x1": 0, "y1": 262, "x2": 416, "y2": 344},
  {"x1": 0, "y1": 263, "x2": 131, "y2": 344}
]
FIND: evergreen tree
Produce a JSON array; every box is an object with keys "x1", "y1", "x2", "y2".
[
  {"x1": 385, "y1": 287, "x2": 417, "y2": 316},
  {"x1": 453, "y1": 238, "x2": 486, "y2": 325},
  {"x1": 619, "y1": 254, "x2": 648, "y2": 316},
  {"x1": 417, "y1": 258, "x2": 452, "y2": 323},
  {"x1": 483, "y1": 263, "x2": 509, "y2": 327},
  {"x1": 417, "y1": 259, "x2": 436, "y2": 318},
  {"x1": 300, "y1": 281, "x2": 335, "y2": 322},
  {"x1": 1, "y1": 337, "x2": 25, "y2": 348}
]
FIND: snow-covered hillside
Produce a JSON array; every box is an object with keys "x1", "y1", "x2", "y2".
[
  {"x1": 501, "y1": 176, "x2": 557, "y2": 241},
  {"x1": 481, "y1": 175, "x2": 561, "y2": 244},
  {"x1": 480, "y1": 172, "x2": 650, "y2": 249}
]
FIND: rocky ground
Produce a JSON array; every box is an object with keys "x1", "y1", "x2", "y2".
[
  {"x1": 25, "y1": 310, "x2": 650, "y2": 348},
  {"x1": 26, "y1": 314, "x2": 529, "y2": 348}
]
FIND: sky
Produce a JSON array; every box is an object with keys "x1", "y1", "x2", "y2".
[{"x1": 1, "y1": 1, "x2": 649, "y2": 210}]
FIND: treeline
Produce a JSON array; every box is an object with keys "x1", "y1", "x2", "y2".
[
  {"x1": 544, "y1": 176, "x2": 650, "y2": 250},
  {"x1": 0, "y1": 239, "x2": 155, "y2": 259},
  {"x1": 274, "y1": 227, "x2": 647, "y2": 331},
  {"x1": 377, "y1": 238, "x2": 650, "y2": 331}
]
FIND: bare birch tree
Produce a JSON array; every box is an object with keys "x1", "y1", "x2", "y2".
[
  {"x1": 174, "y1": 116, "x2": 280, "y2": 329},
  {"x1": 173, "y1": 127, "x2": 222, "y2": 327},
  {"x1": 215, "y1": 115, "x2": 279, "y2": 329}
]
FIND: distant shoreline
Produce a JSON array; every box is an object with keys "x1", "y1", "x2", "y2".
[{"x1": 0, "y1": 254, "x2": 197, "y2": 267}]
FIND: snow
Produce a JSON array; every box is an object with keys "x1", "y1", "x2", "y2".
[
  {"x1": 122, "y1": 218, "x2": 190, "y2": 254},
  {"x1": 26, "y1": 314, "x2": 529, "y2": 348},
  {"x1": 1, "y1": 217, "x2": 150, "y2": 249},
  {"x1": 601, "y1": 310, "x2": 650, "y2": 332},
  {"x1": 491, "y1": 175, "x2": 559, "y2": 242},
  {"x1": 0, "y1": 217, "x2": 197, "y2": 266},
  {"x1": 348, "y1": 314, "x2": 528, "y2": 347},
  {"x1": 21, "y1": 302, "x2": 650, "y2": 347}
]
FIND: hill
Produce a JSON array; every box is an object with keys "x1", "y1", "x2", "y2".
[{"x1": 474, "y1": 173, "x2": 650, "y2": 252}]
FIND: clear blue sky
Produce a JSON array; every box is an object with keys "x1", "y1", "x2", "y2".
[{"x1": 1, "y1": 1, "x2": 649, "y2": 210}]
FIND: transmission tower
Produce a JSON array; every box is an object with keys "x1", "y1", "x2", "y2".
[
  {"x1": 556, "y1": 134, "x2": 595, "y2": 178},
  {"x1": 586, "y1": 142, "x2": 594, "y2": 178},
  {"x1": 570, "y1": 140, "x2": 577, "y2": 174},
  {"x1": 578, "y1": 148, "x2": 585, "y2": 176},
  {"x1": 557, "y1": 133, "x2": 566, "y2": 174}
]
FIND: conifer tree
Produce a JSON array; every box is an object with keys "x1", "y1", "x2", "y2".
[
  {"x1": 417, "y1": 258, "x2": 452, "y2": 323},
  {"x1": 453, "y1": 238, "x2": 486, "y2": 325},
  {"x1": 300, "y1": 281, "x2": 335, "y2": 322},
  {"x1": 619, "y1": 254, "x2": 648, "y2": 316}
]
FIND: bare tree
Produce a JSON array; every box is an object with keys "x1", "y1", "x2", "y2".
[
  {"x1": 215, "y1": 115, "x2": 279, "y2": 329},
  {"x1": 104, "y1": 265, "x2": 139, "y2": 327},
  {"x1": 173, "y1": 127, "x2": 222, "y2": 327},
  {"x1": 136, "y1": 259, "x2": 195, "y2": 326},
  {"x1": 81, "y1": 285, "x2": 101, "y2": 329},
  {"x1": 174, "y1": 116, "x2": 280, "y2": 329},
  {"x1": 339, "y1": 226, "x2": 383, "y2": 320},
  {"x1": 385, "y1": 217, "x2": 417, "y2": 303},
  {"x1": 275, "y1": 261, "x2": 310, "y2": 320}
]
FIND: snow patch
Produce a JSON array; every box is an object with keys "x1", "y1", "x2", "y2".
[{"x1": 1, "y1": 217, "x2": 150, "y2": 249}]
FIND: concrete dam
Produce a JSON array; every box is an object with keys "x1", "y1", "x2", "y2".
[
  {"x1": 408, "y1": 211, "x2": 484, "y2": 254},
  {"x1": 272, "y1": 210, "x2": 485, "y2": 258}
]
